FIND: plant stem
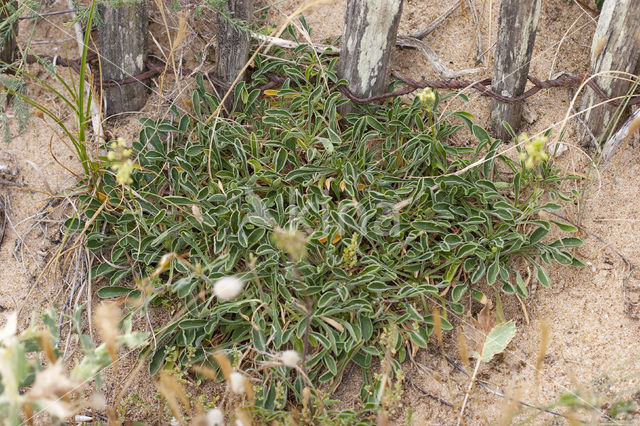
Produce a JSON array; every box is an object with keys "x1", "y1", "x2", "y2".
[{"x1": 457, "y1": 357, "x2": 481, "y2": 426}]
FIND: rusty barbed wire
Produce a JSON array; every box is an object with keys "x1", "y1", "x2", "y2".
[
  {"x1": 340, "y1": 71, "x2": 639, "y2": 107},
  {"x1": 18, "y1": 53, "x2": 640, "y2": 107}
]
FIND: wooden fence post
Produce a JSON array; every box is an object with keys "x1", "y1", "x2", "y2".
[
  {"x1": 338, "y1": 0, "x2": 403, "y2": 108},
  {"x1": 579, "y1": 0, "x2": 640, "y2": 147},
  {"x1": 98, "y1": 1, "x2": 148, "y2": 117},
  {"x1": 490, "y1": 0, "x2": 541, "y2": 142},
  {"x1": 215, "y1": 0, "x2": 253, "y2": 112},
  {"x1": 0, "y1": 0, "x2": 17, "y2": 65}
]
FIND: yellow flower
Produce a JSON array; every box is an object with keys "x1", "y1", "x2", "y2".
[
  {"x1": 273, "y1": 228, "x2": 307, "y2": 262},
  {"x1": 114, "y1": 159, "x2": 134, "y2": 186},
  {"x1": 520, "y1": 133, "x2": 549, "y2": 169},
  {"x1": 417, "y1": 88, "x2": 436, "y2": 109},
  {"x1": 107, "y1": 137, "x2": 136, "y2": 186}
]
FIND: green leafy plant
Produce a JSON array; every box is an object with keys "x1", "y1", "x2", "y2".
[{"x1": 75, "y1": 42, "x2": 582, "y2": 412}]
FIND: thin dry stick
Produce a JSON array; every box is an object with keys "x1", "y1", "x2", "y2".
[
  {"x1": 396, "y1": 36, "x2": 484, "y2": 78},
  {"x1": 551, "y1": 17, "x2": 586, "y2": 80},
  {"x1": 457, "y1": 356, "x2": 481, "y2": 426},
  {"x1": 552, "y1": 70, "x2": 639, "y2": 148},
  {"x1": 24, "y1": 159, "x2": 53, "y2": 195},
  {"x1": 465, "y1": 0, "x2": 486, "y2": 66},
  {"x1": 251, "y1": 33, "x2": 337, "y2": 54},
  {"x1": 152, "y1": 0, "x2": 180, "y2": 95},
  {"x1": 488, "y1": 0, "x2": 492, "y2": 56},
  {"x1": 412, "y1": 0, "x2": 462, "y2": 39},
  {"x1": 602, "y1": 108, "x2": 640, "y2": 167}
]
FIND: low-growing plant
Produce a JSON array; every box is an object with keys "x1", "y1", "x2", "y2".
[{"x1": 74, "y1": 41, "x2": 583, "y2": 413}]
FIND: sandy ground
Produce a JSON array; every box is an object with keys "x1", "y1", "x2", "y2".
[{"x1": 2, "y1": 0, "x2": 640, "y2": 424}]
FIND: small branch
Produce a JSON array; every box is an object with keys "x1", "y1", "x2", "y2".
[
  {"x1": 251, "y1": 32, "x2": 339, "y2": 55},
  {"x1": 18, "y1": 8, "x2": 78, "y2": 20},
  {"x1": 396, "y1": 36, "x2": 484, "y2": 79},
  {"x1": 406, "y1": 374, "x2": 454, "y2": 408},
  {"x1": 445, "y1": 355, "x2": 568, "y2": 418},
  {"x1": 457, "y1": 357, "x2": 481, "y2": 426},
  {"x1": 0, "y1": 179, "x2": 24, "y2": 188},
  {"x1": 465, "y1": 0, "x2": 486, "y2": 66},
  {"x1": 600, "y1": 108, "x2": 640, "y2": 168},
  {"x1": 410, "y1": 0, "x2": 462, "y2": 39}
]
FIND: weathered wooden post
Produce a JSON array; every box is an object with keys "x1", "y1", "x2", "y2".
[
  {"x1": 98, "y1": 1, "x2": 148, "y2": 117},
  {"x1": 490, "y1": 0, "x2": 541, "y2": 142},
  {"x1": 0, "y1": 0, "x2": 17, "y2": 65},
  {"x1": 215, "y1": 0, "x2": 253, "y2": 112},
  {"x1": 338, "y1": 0, "x2": 403, "y2": 109},
  {"x1": 579, "y1": 0, "x2": 640, "y2": 147}
]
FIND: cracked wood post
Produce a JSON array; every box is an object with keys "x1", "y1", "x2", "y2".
[
  {"x1": 215, "y1": 0, "x2": 253, "y2": 112},
  {"x1": 338, "y1": 0, "x2": 403, "y2": 113},
  {"x1": 579, "y1": 0, "x2": 640, "y2": 147},
  {"x1": 490, "y1": 0, "x2": 541, "y2": 142},
  {"x1": 0, "y1": 0, "x2": 17, "y2": 65},
  {"x1": 98, "y1": 1, "x2": 148, "y2": 117}
]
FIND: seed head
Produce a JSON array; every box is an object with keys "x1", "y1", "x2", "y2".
[
  {"x1": 281, "y1": 350, "x2": 301, "y2": 368},
  {"x1": 229, "y1": 372, "x2": 246, "y2": 394},
  {"x1": 206, "y1": 408, "x2": 224, "y2": 426},
  {"x1": 213, "y1": 276, "x2": 244, "y2": 301}
]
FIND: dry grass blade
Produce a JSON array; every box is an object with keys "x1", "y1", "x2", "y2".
[
  {"x1": 95, "y1": 301, "x2": 121, "y2": 363},
  {"x1": 433, "y1": 308, "x2": 454, "y2": 401},
  {"x1": 497, "y1": 386, "x2": 523, "y2": 426},
  {"x1": 433, "y1": 307, "x2": 444, "y2": 349},
  {"x1": 535, "y1": 319, "x2": 551, "y2": 380},
  {"x1": 457, "y1": 355, "x2": 482, "y2": 426},
  {"x1": 39, "y1": 332, "x2": 57, "y2": 363},
  {"x1": 23, "y1": 159, "x2": 53, "y2": 195},
  {"x1": 242, "y1": 373, "x2": 255, "y2": 406},
  {"x1": 212, "y1": 351, "x2": 233, "y2": 382},
  {"x1": 151, "y1": 0, "x2": 181, "y2": 93},
  {"x1": 236, "y1": 407, "x2": 253, "y2": 426},
  {"x1": 106, "y1": 406, "x2": 120, "y2": 425},
  {"x1": 456, "y1": 326, "x2": 470, "y2": 372},
  {"x1": 593, "y1": 36, "x2": 607, "y2": 60},
  {"x1": 457, "y1": 302, "x2": 495, "y2": 426},
  {"x1": 251, "y1": 32, "x2": 338, "y2": 54},
  {"x1": 192, "y1": 364, "x2": 218, "y2": 381},
  {"x1": 158, "y1": 372, "x2": 190, "y2": 424},
  {"x1": 464, "y1": 0, "x2": 486, "y2": 66}
]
